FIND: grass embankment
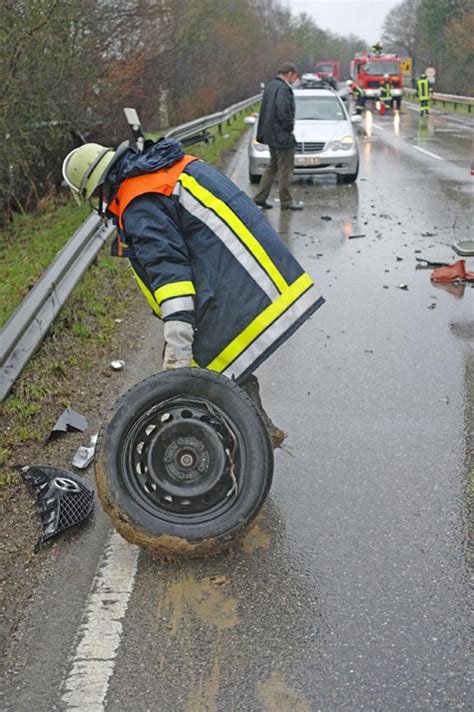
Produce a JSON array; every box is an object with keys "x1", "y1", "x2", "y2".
[{"x1": 0, "y1": 110, "x2": 253, "y2": 482}]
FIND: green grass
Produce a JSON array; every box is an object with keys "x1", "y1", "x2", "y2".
[
  {"x1": 0, "y1": 197, "x2": 90, "y2": 328},
  {"x1": 0, "y1": 250, "x2": 131, "y2": 469}
]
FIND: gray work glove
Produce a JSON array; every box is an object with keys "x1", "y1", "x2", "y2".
[{"x1": 162, "y1": 321, "x2": 194, "y2": 370}]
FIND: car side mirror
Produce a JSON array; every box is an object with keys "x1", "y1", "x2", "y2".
[
  {"x1": 244, "y1": 116, "x2": 257, "y2": 125},
  {"x1": 351, "y1": 114, "x2": 363, "y2": 124}
]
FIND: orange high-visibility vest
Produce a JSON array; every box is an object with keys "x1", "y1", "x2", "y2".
[{"x1": 107, "y1": 155, "x2": 198, "y2": 253}]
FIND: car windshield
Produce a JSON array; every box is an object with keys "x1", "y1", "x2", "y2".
[
  {"x1": 317, "y1": 64, "x2": 334, "y2": 73},
  {"x1": 365, "y1": 60, "x2": 399, "y2": 76},
  {"x1": 295, "y1": 96, "x2": 345, "y2": 121}
]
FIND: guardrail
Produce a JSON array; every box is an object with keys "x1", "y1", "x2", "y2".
[
  {"x1": 165, "y1": 94, "x2": 261, "y2": 143},
  {"x1": 0, "y1": 215, "x2": 115, "y2": 401},
  {"x1": 403, "y1": 88, "x2": 473, "y2": 112},
  {"x1": 0, "y1": 94, "x2": 261, "y2": 402}
]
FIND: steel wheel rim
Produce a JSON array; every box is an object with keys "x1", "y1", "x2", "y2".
[{"x1": 118, "y1": 396, "x2": 246, "y2": 525}]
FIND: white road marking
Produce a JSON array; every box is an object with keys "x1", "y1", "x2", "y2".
[
  {"x1": 373, "y1": 114, "x2": 445, "y2": 162},
  {"x1": 412, "y1": 145, "x2": 443, "y2": 160},
  {"x1": 60, "y1": 531, "x2": 140, "y2": 711}
]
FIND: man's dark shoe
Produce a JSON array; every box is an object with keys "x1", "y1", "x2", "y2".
[
  {"x1": 281, "y1": 201, "x2": 304, "y2": 210},
  {"x1": 254, "y1": 200, "x2": 273, "y2": 209}
]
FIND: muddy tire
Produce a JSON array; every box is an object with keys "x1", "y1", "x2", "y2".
[{"x1": 95, "y1": 369, "x2": 273, "y2": 557}]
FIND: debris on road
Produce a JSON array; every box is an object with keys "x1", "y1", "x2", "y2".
[
  {"x1": 72, "y1": 433, "x2": 98, "y2": 469},
  {"x1": 452, "y1": 239, "x2": 474, "y2": 257},
  {"x1": 348, "y1": 233, "x2": 366, "y2": 239},
  {"x1": 45, "y1": 408, "x2": 88, "y2": 443},
  {"x1": 398, "y1": 284, "x2": 409, "y2": 290},
  {"x1": 430, "y1": 260, "x2": 474, "y2": 283},
  {"x1": 110, "y1": 360, "x2": 126, "y2": 371},
  {"x1": 20, "y1": 465, "x2": 94, "y2": 549},
  {"x1": 415, "y1": 257, "x2": 450, "y2": 269},
  {"x1": 320, "y1": 215, "x2": 332, "y2": 221}
]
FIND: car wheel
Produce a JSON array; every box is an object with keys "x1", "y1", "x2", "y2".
[
  {"x1": 249, "y1": 172, "x2": 261, "y2": 184},
  {"x1": 337, "y1": 162, "x2": 359, "y2": 184},
  {"x1": 95, "y1": 368, "x2": 273, "y2": 557}
]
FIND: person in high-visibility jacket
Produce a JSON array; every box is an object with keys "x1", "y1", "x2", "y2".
[
  {"x1": 417, "y1": 73, "x2": 430, "y2": 117},
  {"x1": 62, "y1": 138, "x2": 325, "y2": 447},
  {"x1": 348, "y1": 81, "x2": 366, "y2": 114},
  {"x1": 379, "y1": 74, "x2": 393, "y2": 114}
]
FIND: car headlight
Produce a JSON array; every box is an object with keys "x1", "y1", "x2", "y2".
[
  {"x1": 252, "y1": 139, "x2": 268, "y2": 152},
  {"x1": 329, "y1": 135, "x2": 354, "y2": 151}
]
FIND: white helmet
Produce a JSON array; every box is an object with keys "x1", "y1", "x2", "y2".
[
  {"x1": 62, "y1": 141, "x2": 129, "y2": 205},
  {"x1": 62, "y1": 143, "x2": 115, "y2": 204},
  {"x1": 345, "y1": 79, "x2": 353, "y2": 86}
]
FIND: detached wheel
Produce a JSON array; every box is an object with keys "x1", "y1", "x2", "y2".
[{"x1": 95, "y1": 369, "x2": 273, "y2": 557}]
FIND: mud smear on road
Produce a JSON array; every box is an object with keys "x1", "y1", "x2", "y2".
[
  {"x1": 258, "y1": 671, "x2": 311, "y2": 712},
  {"x1": 154, "y1": 571, "x2": 239, "y2": 712},
  {"x1": 155, "y1": 571, "x2": 240, "y2": 634},
  {"x1": 241, "y1": 520, "x2": 271, "y2": 553}
]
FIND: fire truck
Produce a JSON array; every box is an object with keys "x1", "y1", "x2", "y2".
[
  {"x1": 350, "y1": 52, "x2": 403, "y2": 108},
  {"x1": 315, "y1": 61, "x2": 340, "y2": 87}
]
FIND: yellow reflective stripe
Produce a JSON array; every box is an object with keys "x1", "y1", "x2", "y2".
[
  {"x1": 131, "y1": 268, "x2": 162, "y2": 317},
  {"x1": 207, "y1": 273, "x2": 313, "y2": 373},
  {"x1": 179, "y1": 173, "x2": 288, "y2": 293},
  {"x1": 154, "y1": 280, "x2": 196, "y2": 306}
]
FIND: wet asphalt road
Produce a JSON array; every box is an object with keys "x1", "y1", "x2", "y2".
[{"x1": 3, "y1": 104, "x2": 473, "y2": 711}]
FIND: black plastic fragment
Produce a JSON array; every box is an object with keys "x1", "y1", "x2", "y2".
[
  {"x1": 45, "y1": 408, "x2": 88, "y2": 443},
  {"x1": 21, "y1": 465, "x2": 94, "y2": 547}
]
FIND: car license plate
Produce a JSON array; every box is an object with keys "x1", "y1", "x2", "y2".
[{"x1": 295, "y1": 156, "x2": 320, "y2": 166}]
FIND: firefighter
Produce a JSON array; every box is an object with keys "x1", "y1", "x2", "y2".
[
  {"x1": 346, "y1": 80, "x2": 366, "y2": 114},
  {"x1": 379, "y1": 74, "x2": 393, "y2": 114},
  {"x1": 417, "y1": 72, "x2": 430, "y2": 117},
  {"x1": 62, "y1": 138, "x2": 325, "y2": 448}
]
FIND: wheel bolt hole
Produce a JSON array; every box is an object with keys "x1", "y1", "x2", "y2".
[{"x1": 181, "y1": 410, "x2": 193, "y2": 419}]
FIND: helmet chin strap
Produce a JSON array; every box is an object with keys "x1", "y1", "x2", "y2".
[
  {"x1": 97, "y1": 184, "x2": 105, "y2": 216},
  {"x1": 89, "y1": 184, "x2": 106, "y2": 217}
]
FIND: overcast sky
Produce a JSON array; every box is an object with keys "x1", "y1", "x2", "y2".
[{"x1": 285, "y1": 0, "x2": 400, "y2": 43}]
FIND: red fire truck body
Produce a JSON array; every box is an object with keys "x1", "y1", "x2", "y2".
[
  {"x1": 350, "y1": 53, "x2": 403, "y2": 104},
  {"x1": 315, "y1": 61, "x2": 340, "y2": 83}
]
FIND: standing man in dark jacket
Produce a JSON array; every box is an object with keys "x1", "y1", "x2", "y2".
[{"x1": 253, "y1": 62, "x2": 303, "y2": 211}]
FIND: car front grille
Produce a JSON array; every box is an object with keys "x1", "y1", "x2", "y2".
[
  {"x1": 366, "y1": 80, "x2": 380, "y2": 88},
  {"x1": 295, "y1": 141, "x2": 325, "y2": 153}
]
